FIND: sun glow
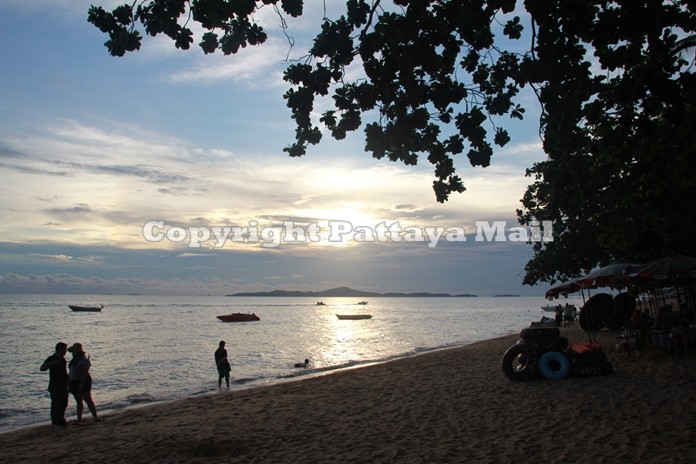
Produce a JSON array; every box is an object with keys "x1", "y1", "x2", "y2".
[{"x1": 297, "y1": 206, "x2": 381, "y2": 248}]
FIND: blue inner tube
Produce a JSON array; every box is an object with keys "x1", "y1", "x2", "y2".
[{"x1": 538, "y1": 351, "x2": 571, "y2": 380}]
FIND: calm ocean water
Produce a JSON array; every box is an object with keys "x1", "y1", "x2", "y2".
[{"x1": 0, "y1": 293, "x2": 583, "y2": 433}]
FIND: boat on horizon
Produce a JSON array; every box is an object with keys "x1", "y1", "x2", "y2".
[
  {"x1": 69, "y1": 305, "x2": 103, "y2": 312},
  {"x1": 356, "y1": 301, "x2": 368, "y2": 305},
  {"x1": 336, "y1": 314, "x2": 372, "y2": 320},
  {"x1": 217, "y1": 312, "x2": 260, "y2": 322}
]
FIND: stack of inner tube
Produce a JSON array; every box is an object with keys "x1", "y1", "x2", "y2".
[
  {"x1": 502, "y1": 326, "x2": 613, "y2": 381},
  {"x1": 502, "y1": 326, "x2": 570, "y2": 381}
]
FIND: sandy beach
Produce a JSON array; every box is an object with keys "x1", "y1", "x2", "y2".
[{"x1": 2, "y1": 324, "x2": 696, "y2": 463}]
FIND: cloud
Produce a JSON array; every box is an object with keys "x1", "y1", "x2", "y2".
[
  {"x1": 52, "y1": 160, "x2": 193, "y2": 184},
  {"x1": 178, "y1": 253, "x2": 217, "y2": 258},
  {"x1": 44, "y1": 204, "x2": 93, "y2": 215},
  {"x1": 29, "y1": 253, "x2": 73, "y2": 262},
  {"x1": 0, "y1": 161, "x2": 70, "y2": 176},
  {"x1": 0, "y1": 142, "x2": 24, "y2": 158},
  {"x1": 163, "y1": 37, "x2": 290, "y2": 89},
  {"x1": 1, "y1": 114, "x2": 535, "y2": 258}
]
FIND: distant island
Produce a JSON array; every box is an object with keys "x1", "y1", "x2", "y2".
[{"x1": 227, "y1": 286, "x2": 478, "y2": 298}]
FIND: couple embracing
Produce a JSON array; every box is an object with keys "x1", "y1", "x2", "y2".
[{"x1": 40, "y1": 342, "x2": 101, "y2": 427}]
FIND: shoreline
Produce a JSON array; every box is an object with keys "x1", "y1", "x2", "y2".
[
  {"x1": 2, "y1": 325, "x2": 695, "y2": 462},
  {"x1": 1, "y1": 331, "x2": 520, "y2": 436}
]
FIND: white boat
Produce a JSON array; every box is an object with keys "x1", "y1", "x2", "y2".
[{"x1": 541, "y1": 305, "x2": 557, "y2": 312}]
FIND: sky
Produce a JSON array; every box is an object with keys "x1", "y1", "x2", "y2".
[{"x1": 0, "y1": 0, "x2": 550, "y2": 296}]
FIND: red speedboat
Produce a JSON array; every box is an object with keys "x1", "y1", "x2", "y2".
[{"x1": 217, "y1": 313, "x2": 260, "y2": 322}]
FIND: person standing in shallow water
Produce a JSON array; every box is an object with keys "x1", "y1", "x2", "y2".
[
  {"x1": 215, "y1": 341, "x2": 231, "y2": 388},
  {"x1": 40, "y1": 342, "x2": 70, "y2": 427},
  {"x1": 67, "y1": 343, "x2": 101, "y2": 423}
]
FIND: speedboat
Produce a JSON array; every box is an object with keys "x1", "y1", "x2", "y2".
[
  {"x1": 316, "y1": 301, "x2": 326, "y2": 306},
  {"x1": 217, "y1": 313, "x2": 260, "y2": 322},
  {"x1": 336, "y1": 314, "x2": 372, "y2": 320},
  {"x1": 69, "y1": 305, "x2": 103, "y2": 312},
  {"x1": 357, "y1": 301, "x2": 368, "y2": 305}
]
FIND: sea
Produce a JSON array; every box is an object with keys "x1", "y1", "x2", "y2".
[{"x1": 0, "y1": 293, "x2": 584, "y2": 434}]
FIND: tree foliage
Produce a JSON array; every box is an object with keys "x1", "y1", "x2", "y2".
[
  {"x1": 517, "y1": 1, "x2": 696, "y2": 284},
  {"x1": 88, "y1": 0, "x2": 527, "y2": 203},
  {"x1": 87, "y1": 0, "x2": 696, "y2": 285}
]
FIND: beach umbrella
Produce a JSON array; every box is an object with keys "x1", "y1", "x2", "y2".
[
  {"x1": 579, "y1": 293, "x2": 615, "y2": 332},
  {"x1": 545, "y1": 276, "x2": 590, "y2": 300},
  {"x1": 625, "y1": 255, "x2": 696, "y2": 281},
  {"x1": 626, "y1": 255, "x2": 696, "y2": 314},
  {"x1": 577, "y1": 263, "x2": 639, "y2": 328},
  {"x1": 579, "y1": 263, "x2": 639, "y2": 288},
  {"x1": 545, "y1": 263, "x2": 638, "y2": 300},
  {"x1": 609, "y1": 292, "x2": 637, "y2": 328}
]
